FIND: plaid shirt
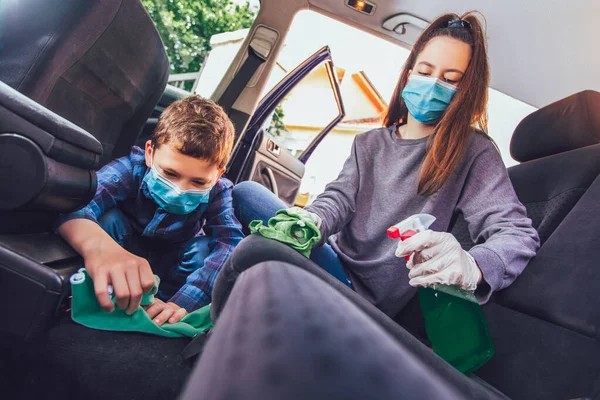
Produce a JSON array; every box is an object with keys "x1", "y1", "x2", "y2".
[{"x1": 57, "y1": 146, "x2": 244, "y2": 311}]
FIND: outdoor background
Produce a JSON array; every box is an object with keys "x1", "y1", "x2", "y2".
[{"x1": 142, "y1": 0, "x2": 536, "y2": 205}]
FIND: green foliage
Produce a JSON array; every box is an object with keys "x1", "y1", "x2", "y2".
[
  {"x1": 267, "y1": 103, "x2": 289, "y2": 138},
  {"x1": 141, "y1": 0, "x2": 257, "y2": 75}
]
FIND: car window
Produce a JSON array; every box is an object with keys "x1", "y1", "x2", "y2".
[
  {"x1": 141, "y1": 0, "x2": 259, "y2": 93},
  {"x1": 265, "y1": 11, "x2": 409, "y2": 205},
  {"x1": 261, "y1": 61, "x2": 342, "y2": 159},
  {"x1": 276, "y1": 11, "x2": 537, "y2": 205}
]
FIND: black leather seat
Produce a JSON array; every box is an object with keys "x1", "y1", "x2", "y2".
[
  {"x1": 0, "y1": 0, "x2": 169, "y2": 166},
  {"x1": 0, "y1": 0, "x2": 169, "y2": 339},
  {"x1": 0, "y1": 0, "x2": 169, "y2": 231}
]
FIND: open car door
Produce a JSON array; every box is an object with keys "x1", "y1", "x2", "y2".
[{"x1": 226, "y1": 46, "x2": 345, "y2": 206}]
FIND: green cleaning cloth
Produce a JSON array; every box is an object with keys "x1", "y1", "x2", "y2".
[
  {"x1": 70, "y1": 269, "x2": 213, "y2": 338},
  {"x1": 249, "y1": 208, "x2": 322, "y2": 257}
]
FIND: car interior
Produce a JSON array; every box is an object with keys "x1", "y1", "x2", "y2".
[{"x1": 0, "y1": 0, "x2": 598, "y2": 399}]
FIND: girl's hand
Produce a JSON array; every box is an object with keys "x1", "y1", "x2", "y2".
[{"x1": 395, "y1": 230, "x2": 482, "y2": 291}]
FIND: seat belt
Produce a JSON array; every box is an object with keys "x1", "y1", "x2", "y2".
[
  {"x1": 182, "y1": 327, "x2": 213, "y2": 361},
  {"x1": 218, "y1": 45, "x2": 267, "y2": 113}
]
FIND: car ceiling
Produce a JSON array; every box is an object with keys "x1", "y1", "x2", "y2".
[{"x1": 308, "y1": 0, "x2": 600, "y2": 108}]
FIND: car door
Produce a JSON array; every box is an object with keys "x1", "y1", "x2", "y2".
[{"x1": 226, "y1": 46, "x2": 345, "y2": 206}]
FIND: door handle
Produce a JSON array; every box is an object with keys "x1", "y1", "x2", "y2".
[
  {"x1": 262, "y1": 167, "x2": 279, "y2": 198},
  {"x1": 266, "y1": 139, "x2": 280, "y2": 157}
]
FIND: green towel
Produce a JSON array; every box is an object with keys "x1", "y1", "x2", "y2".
[
  {"x1": 70, "y1": 270, "x2": 213, "y2": 338},
  {"x1": 249, "y1": 208, "x2": 321, "y2": 257}
]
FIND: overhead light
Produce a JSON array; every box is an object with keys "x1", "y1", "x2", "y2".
[{"x1": 346, "y1": 0, "x2": 375, "y2": 16}]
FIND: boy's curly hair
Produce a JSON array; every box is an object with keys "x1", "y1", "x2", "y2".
[{"x1": 151, "y1": 96, "x2": 235, "y2": 169}]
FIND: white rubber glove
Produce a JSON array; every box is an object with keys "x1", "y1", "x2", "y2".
[
  {"x1": 395, "y1": 230, "x2": 482, "y2": 291},
  {"x1": 288, "y1": 206, "x2": 322, "y2": 230}
]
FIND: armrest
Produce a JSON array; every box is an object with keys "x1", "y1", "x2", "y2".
[
  {"x1": 0, "y1": 233, "x2": 81, "y2": 339},
  {"x1": 0, "y1": 81, "x2": 102, "y2": 169}
]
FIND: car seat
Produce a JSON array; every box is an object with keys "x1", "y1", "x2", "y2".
[
  {"x1": 211, "y1": 91, "x2": 600, "y2": 400},
  {"x1": 448, "y1": 90, "x2": 600, "y2": 399},
  {"x1": 0, "y1": 0, "x2": 169, "y2": 339}
]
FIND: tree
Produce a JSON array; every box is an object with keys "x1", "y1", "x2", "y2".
[
  {"x1": 267, "y1": 103, "x2": 289, "y2": 138},
  {"x1": 141, "y1": 0, "x2": 257, "y2": 77}
]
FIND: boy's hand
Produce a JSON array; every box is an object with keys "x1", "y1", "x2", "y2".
[
  {"x1": 143, "y1": 299, "x2": 188, "y2": 326},
  {"x1": 84, "y1": 242, "x2": 155, "y2": 314},
  {"x1": 58, "y1": 219, "x2": 155, "y2": 314}
]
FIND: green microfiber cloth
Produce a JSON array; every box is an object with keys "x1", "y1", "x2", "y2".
[
  {"x1": 70, "y1": 270, "x2": 213, "y2": 338},
  {"x1": 249, "y1": 208, "x2": 321, "y2": 257}
]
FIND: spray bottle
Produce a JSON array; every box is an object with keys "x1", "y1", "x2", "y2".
[{"x1": 388, "y1": 214, "x2": 495, "y2": 374}]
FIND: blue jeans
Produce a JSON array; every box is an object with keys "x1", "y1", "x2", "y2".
[
  {"x1": 232, "y1": 181, "x2": 352, "y2": 288},
  {"x1": 98, "y1": 208, "x2": 211, "y2": 300}
]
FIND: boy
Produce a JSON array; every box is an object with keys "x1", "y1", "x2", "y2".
[{"x1": 57, "y1": 96, "x2": 244, "y2": 326}]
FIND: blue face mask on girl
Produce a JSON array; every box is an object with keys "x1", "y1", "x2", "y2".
[
  {"x1": 401, "y1": 74, "x2": 458, "y2": 124},
  {"x1": 143, "y1": 164, "x2": 212, "y2": 215}
]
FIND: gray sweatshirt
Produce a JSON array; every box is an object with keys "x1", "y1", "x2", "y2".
[{"x1": 306, "y1": 126, "x2": 540, "y2": 317}]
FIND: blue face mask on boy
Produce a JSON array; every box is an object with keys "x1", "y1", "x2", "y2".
[
  {"x1": 143, "y1": 164, "x2": 211, "y2": 215},
  {"x1": 401, "y1": 74, "x2": 458, "y2": 124}
]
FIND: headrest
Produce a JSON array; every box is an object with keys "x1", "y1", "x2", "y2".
[{"x1": 510, "y1": 90, "x2": 600, "y2": 162}]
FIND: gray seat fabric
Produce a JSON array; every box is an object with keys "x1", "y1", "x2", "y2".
[
  {"x1": 208, "y1": 91, "x2": 600, "y2": 400},
  {"x1": 188, "y1": 260, "x2": 507, "y2": 400},
  {"x1": 475, "y1": 174, "x2": 600, "y2": 399},
  {"x1": 0, "y1": 0, "x2": 169, "y2": 165},
  {"x1": 0, "y1": 317, "x2": 193, "y2": 400},
  {"x1": 452, "y1": 142, "x2": 600, "y2": 249},
  {"x1": 452, "y1": 90, "x2": 600, "y2": 250},
  {"x1": 447, "y1": 91, "x2": 600, "y2": 399}
]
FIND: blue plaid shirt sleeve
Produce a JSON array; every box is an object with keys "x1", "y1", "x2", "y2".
[
  {"x1": 169, "y1": 181, "x2": 244, "y2": 311},
  {"x1": 55, "y1": 155, "x2": 138, "y2": 228}
]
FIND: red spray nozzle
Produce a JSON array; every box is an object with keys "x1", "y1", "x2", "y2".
[
  {"x1": 388, "y1": 228, "x2": 418, "y2": 261},
  {"x1": 387, "y1": 226, "x2": 401, "y2": 239},
  {"x1": 400, "y1": 230, "x2": 418, "y2": 261},
  {"x1": 388, "y1": 214, "x2": 436, "y2": 262},
  {"x1": 400, "y1": 230, "x2": 417, "y2": 241}
]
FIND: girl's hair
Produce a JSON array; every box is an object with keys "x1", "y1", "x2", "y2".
[{"x1": 383, "y1": 11, "x2": 490, "y2": 195}]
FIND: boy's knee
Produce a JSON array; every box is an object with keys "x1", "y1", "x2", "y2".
[
  {"x1": 232, "y1": 181, "x2": 269, "y2": 204},
  {"x1": 232, "y1": 181, "x2": 287, "y2": 230}
]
